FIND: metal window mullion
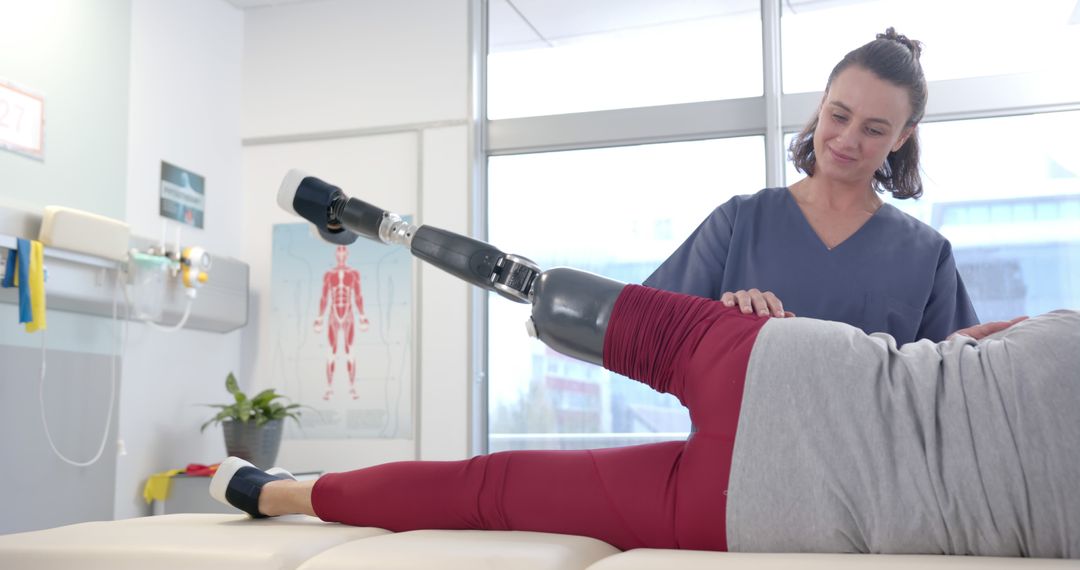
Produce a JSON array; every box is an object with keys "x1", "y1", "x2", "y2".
[
  {"x1": 487, "y1": 97, "x2": 767, "y2": 155},
  {"x1": 780, "y1": 72, "x2": 1080, "y2": 133},
  {"x1": 469, "y1": 0, "x2": 489, "y2": 457},
  {"x1": 920, "y1": 72, "x2": 1080, "y2": 122},
  {"x1": 761, "y1": 0, "x2": 784, "y2": 187}
]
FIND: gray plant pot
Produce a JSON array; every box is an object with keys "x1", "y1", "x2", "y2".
[{"x1": 222, "y1": 418, "x2": 283, "y2": 470}]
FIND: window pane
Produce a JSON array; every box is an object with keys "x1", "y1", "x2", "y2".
[
  {"x1": 784, "y1": 111, "x2": 1080, "y2": 322},
  {"x1": 916, "y1": 112, "x2": 1080, "y2": 321},
  {"x1": 488, "y1": 137, "x2": 766, "y2": 451},
  {"x1": 782, "y1": 0, "x2": 1080, "y2": 94},
  {"x1": 487, "y1": 0, "x2": 762, "y2": 119}
]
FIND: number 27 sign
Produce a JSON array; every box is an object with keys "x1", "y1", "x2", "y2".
[{"x1": 0, "y1": 79, "x2": 45, "y2": 160}]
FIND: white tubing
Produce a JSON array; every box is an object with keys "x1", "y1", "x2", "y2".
[
  {"x1": 118, "y1": 261, "x2": 195, "y2": 333},
  {"x1": 39, "y1": 274, "x2": 121, "y2": 468},
  {"x1": 144, "y1": 295, "x2": 194, "y2": 333}
]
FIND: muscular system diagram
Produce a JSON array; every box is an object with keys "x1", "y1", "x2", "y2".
[{"x1": 314, "y1": 245, "x2": 369, "y2": 400}]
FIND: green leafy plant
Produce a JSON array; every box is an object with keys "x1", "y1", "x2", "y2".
[{"x1": 200, "y1": 372, "x2": 302, "y2": 432}]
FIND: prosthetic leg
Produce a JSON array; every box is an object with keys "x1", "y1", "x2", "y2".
[{"x1": 277, "y1": 170, "x2": 625, "y2": 366}]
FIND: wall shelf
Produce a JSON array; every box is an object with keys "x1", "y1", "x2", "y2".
[{"x1": 0, "y1": 230, "x2": 248, "y2": 334}]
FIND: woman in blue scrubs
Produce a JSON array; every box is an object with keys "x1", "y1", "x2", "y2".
[{"x1": 645, "y1": 28, "x2": 978, "y2": 343}]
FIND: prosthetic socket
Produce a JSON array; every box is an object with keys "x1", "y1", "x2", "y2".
[{"x1": 277, "y1": 170, "x2": 625, "y2": 366}]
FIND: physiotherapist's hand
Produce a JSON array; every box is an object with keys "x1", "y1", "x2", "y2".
[
  {"x1": 720, "y1": 289, "x2": 792, "y2": 318},
  {"x1": 947, "y1": 316, "x2": 1028, "y2": 341}
]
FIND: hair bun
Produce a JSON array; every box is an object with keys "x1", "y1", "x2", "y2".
[{"x1": 877, "y1": 26, "x2": 922, "y2": 60}]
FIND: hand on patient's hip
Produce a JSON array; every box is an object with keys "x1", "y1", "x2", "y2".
[
  {"x1": 721, "y1": 289, "x2": 790, "y2": 318},
  {"x1": 948, "y1": 316, "x2": 1028, "y2": 341}
]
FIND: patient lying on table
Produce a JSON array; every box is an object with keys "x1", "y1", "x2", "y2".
[{"x1": 212, "y1": 283, "x2": 1080, "y2": 559}]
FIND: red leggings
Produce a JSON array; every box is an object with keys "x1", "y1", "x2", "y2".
[{"x1": 311, "y1": 285, "x2": 767, "y2": 551}]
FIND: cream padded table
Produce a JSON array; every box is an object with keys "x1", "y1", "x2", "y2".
[
  {"x1": 0, "y1": 514, "x2": 385, "y2": 570},
  {"x1": 296, "y1": 529, "x2": 619, "y2": 570},
  {"x1": 1, "y1": 514, "x2": 1076, "y2": 570}
]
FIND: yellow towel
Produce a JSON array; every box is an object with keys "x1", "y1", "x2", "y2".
[
  {"x1": 25, "y1": 240, "x2": 46, "y2": 332},
  {"x1": 142, "y1": 468, "x2": 185, "y2": 504}
]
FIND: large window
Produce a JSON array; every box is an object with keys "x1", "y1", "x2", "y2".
[
  {"x1": 488, "y1": 138, "x2": 765, "y2": 451},
  {"x1": 911, "y1": 113, "x2": 1080, "y2": 321},
  {"x1": 483, "y1": 0, "x2": 1080, "y2": 455}
]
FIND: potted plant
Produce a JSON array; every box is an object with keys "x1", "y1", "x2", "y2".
[{"x1": 201, "y1": 372, "x2": 302, "y2": 469}]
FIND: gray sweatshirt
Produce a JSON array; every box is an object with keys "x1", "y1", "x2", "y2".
[{"x1": 726, "y1": 309, "x2": 1080, "y2": 558}]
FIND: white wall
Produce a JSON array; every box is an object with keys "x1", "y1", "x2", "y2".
[
  {"x1": 115, "y1": 0, "x2": 246, "y2": 520},
  {"x1": 125, "y1": 0, "x2": 245, "y2": 258},
  {"x1": 0, "y1": 0, "x2": 130, "y2": 220},
  {"x1": 0, "y1": 0, "x2": 249, "y2": 528},
  {"x1": 241, "y1": 0, "x2": 475, "y2": 473},
  {"x1": 241, "y1": 0, "x2": 467, "y2": 138}
]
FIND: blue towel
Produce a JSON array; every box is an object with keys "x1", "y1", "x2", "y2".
[{"x1": 1, "y1": 238, "x2": 34, "y2": 323}]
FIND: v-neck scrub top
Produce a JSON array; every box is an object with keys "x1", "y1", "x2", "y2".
[{"x1": 644, "y1": 188, "x2": 979, "y2": 343}]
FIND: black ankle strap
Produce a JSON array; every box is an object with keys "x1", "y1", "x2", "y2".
[{"x1": 225, "y1": 466, "x2": 280, "y2": 518}]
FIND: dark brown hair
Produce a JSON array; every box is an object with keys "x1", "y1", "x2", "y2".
[{"x1": 789, "y1": 27, "x2": 927, "y2": 199}]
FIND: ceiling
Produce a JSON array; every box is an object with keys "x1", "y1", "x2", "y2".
[
  {"x1": 224, "y1": 1, "x2": 1080, "y2": 51},
  {"x1": 223, "y1": 0, "x2": 761, "y2": 51},
  {"x1": 487, "y1": 0, "x2": 758, "y2": 51}
]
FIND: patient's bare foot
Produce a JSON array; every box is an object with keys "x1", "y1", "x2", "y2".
[{"x1": 258, "y1": 479, "x2": 318, "y2": 517}]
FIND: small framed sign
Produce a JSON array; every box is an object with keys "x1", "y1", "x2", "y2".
[
  {"x1": 0, "y1": 78, "x2": 45, "y2": 160},
  {"x1": 160, "y1": 161, "x2": 206, "y2": 229}
]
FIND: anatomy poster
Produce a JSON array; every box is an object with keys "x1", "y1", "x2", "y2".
[{"x1": 270, "y1": 222, "x2": 413, "y2": 439}]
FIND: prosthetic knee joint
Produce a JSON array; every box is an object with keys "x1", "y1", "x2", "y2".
[{"x1": 277, "y1": 170, "x2": 625, "y2": 366}]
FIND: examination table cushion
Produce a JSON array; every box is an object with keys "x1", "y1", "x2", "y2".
[
  {"x1": 588, "y1": 549, "x2": 1080, "y2": 569},
  {"x1": 1, "y1": 513, "x2": 1076, "y2": 569},
  {"x1": 0, "y1": 513, "x2": 387, "y2": 570},
  {"x1": 296, "y1": 529, "x2": 619, "y2": 570}
]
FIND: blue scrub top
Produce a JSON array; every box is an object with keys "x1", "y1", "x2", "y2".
[{"x1": 643, "y1": 188, "x2": 979, "y2": 343}]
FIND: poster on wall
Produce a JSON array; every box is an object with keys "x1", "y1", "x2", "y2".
[
  {"x1": 0, "y1": 78, "x2": 45, "y2": 160},
  {"x1": 159, "y1": 161, "x2": 205, "y2": 228},
  {"x1": 270, "y1": 222, "x2": 414, "y2": 439}
]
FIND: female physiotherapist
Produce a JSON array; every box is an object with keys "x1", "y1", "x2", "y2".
[{"x1": 645, "y1": 28, "x2": 978, "y2": 343}]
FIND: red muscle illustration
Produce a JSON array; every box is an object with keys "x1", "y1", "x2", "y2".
[{"x1": 314, "y1": 245, "x2": 369, "y2": 400}]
